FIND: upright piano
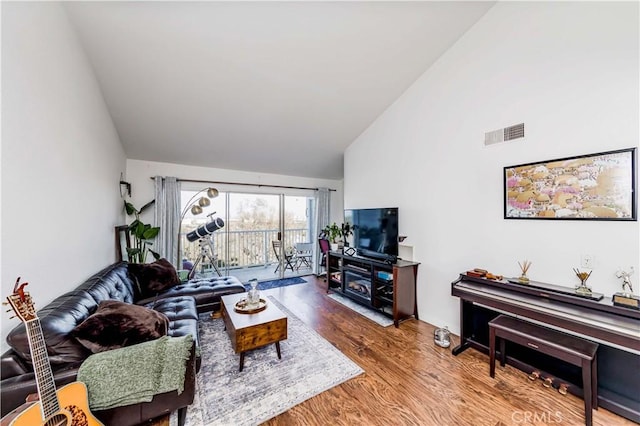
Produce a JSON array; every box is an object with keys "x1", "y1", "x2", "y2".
[{"x1": 451, "y1": 273, "x2": 640, "y2": 423}]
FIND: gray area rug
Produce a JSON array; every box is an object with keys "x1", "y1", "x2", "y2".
[
  {"x1": 327, "y1": 293, "x2": 394, "y2": 327},
  {"x1": 175, "y1": 296, "x2": 363, "y2": 426}
]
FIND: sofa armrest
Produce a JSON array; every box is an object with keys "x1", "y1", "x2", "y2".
[
  {"x1": 1, "y1": 350, "x2": 30, "y2": 380},
  {"x1": 0, "y1": 367, "x2": 79, "y2": 417}
]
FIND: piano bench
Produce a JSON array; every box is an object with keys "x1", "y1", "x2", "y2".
[{"x1": 488, "y1": 315, "x2": 599, "y2": 426}]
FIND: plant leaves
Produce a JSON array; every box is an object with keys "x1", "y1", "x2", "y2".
[
  {"x1": 129, "y1": 222, "x2": 145, "y2": 239},
  {"x1": 149, "y1": 249, "x2": 161, "y2": 260},
  {"x1": 124, "y1": 200, "x2": 161, "y2": 261},
  {"x1": 142, "y1": 227, "x2": 160, "y2": 240},
  {"x1": 124, "y1": 201, "x2": 138, "y2": 216},
  {"x1": 139, "y1": 200, "x2": 156, "y2": 214}
]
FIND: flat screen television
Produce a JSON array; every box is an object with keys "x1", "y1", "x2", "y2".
[{"x1": 344, "y1": 207, "x2": 399, "y2": 262}]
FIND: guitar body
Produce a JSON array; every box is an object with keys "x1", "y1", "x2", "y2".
[{"x1": 8, "y1": 382, "x2": 103, "y2": 426}]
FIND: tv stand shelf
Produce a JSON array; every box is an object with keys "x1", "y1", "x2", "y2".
[{"x1": 327, "y1": 251, "x2": 419, "y2": 327}]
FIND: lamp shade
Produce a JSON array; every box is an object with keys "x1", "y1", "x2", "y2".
[
  {"x1": 190, "y1": 204, "x2": 203, "y2": 215},
  {"x1": 206, "y1": 188, "x2": 219, "y2": 198},
  {"x1": 198, "y1": 197, "x2": 211, "y2": 208}
]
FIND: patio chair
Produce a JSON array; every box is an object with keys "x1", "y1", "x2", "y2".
[
  {"x1": 272, "y1": 240, "x2": 296, "y2": 273},
  {"x1": 294, "y1": 242, "x2": 313, "y2": 270}
]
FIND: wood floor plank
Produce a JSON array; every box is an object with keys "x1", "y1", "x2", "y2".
[{"x1": 152, "y1": 275, "x2": 634, "y2": 426}]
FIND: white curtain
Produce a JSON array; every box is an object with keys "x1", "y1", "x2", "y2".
[
  {"x1": 154, "y1": 176, "x2": 181, "y2": 266},
  {"x1": 314, "y1": 187, "x2": 331, "y2": 274}
]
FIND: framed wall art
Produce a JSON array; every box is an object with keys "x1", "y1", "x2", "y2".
[{"x1": 504, "y1": 148, "x2": 637, "y2": 221}]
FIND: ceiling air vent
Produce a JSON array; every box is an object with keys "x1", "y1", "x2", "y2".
[{"x1": 484, "y1": 123, "x2": 525, "y2": 146}]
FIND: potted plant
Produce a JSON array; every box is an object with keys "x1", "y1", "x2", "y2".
[
  {"x1": 124, "y1": 200, "x2": 161, "y2": 263},
  {"x1": 323, "y1": 223, "x2": 341, "y2": 251}
]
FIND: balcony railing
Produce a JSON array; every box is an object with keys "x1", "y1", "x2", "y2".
[{"x1": 180, "y1": 228, "x2": 310, "y2": 270}]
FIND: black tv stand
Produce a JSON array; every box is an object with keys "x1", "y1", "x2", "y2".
[{"x1": 326, "y1": 251, "x2": 419, "y2": 327}]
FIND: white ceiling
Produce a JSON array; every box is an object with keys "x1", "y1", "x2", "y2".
[{"x1": 64, "y1": 1, "x2": 494, "y2": 180}]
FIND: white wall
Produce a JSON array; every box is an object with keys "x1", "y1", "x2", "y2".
[
  {"x1": 345, "y1": 2, "x2": 639, "y2": 332},
  {"x1": 1, "y1": 3, "x2": 126, "y2": 350},
  {"x1": 126, "y1": 159, "x2": 344, "y2": 227}
]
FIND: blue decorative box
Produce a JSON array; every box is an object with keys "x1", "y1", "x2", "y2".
[{"x1": 377, "y1": 271, "x2": 393, "y2": 281}]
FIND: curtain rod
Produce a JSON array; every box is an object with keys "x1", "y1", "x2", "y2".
[{"x1": 150, "y1": 177, "x2": 336, "y2": 192}]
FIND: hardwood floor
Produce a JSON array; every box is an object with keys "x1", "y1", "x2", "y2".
[{"x1": 155, "y1": 275, "x2": 634, "y2": 426}]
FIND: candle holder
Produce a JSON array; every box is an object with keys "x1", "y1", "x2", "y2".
[
  {"x1": 518, "y1": 260, "x2": 532, "y2": 283},
  {"x1": 573, "y1": 268, "x2": 593, "y2": 296}
]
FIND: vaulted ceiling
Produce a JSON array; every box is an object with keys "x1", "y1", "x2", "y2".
[{"x1": 64, "y1": 1, "x2": 494, "y2": 179}]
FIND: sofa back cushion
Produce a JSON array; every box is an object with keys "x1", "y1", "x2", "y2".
[
  {"x1": 5, "y1": 262, "x2": 137, "y2": 366},
  {"x1": 76, "y1": 262, "x2": 138, "y2": 302},
  {"x1": 127, "y1": 258, "x2": 179, "y2": 299}
]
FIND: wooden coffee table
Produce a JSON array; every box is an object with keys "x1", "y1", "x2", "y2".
[{"x1": 221, "y1": 293, "x2": 288, "y2": 371}]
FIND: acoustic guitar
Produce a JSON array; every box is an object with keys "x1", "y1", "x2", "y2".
[{"x1": 3, "y1": 278, "x2": 104, "y2": 426}]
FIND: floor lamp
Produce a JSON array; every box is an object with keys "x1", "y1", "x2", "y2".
[{"x1": 177, "y1": 187, "x2": 219, "y2": 267}]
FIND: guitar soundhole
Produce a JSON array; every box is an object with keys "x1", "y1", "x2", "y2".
[
  {"x1": 45, "y1": 413, "x2": 68, "y2": 426},
  {"x1": 43, "y1": 405, "x2": 90, "y2": 426}
]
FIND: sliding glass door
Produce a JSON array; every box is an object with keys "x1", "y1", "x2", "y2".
[{"x1": 179, "y1": 187, "x2": 316, "y2": 283}]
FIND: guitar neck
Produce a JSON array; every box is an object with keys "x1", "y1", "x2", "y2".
[{"x1": 25, "y1": 318, "x2": 60, "y2": 418}]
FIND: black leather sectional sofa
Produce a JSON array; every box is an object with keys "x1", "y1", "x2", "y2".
[{"x1": 1, "y1": 261, "x2": 246, "y2": 425}]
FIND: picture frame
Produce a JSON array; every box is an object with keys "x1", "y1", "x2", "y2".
[
  {"x1": 115, "y1": 225, "x2": 131, "y2": 261},
  {"x1": 504, "y1": 148, "x2": 637, "y2": 221}
]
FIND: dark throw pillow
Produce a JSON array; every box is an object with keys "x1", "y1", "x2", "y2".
[
  {"x1": 71, "y1": 300, "x2": 169, "y2": 353},
  {"x1": 128, "y1": 258, "x2": 179, "y2": 299}
]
